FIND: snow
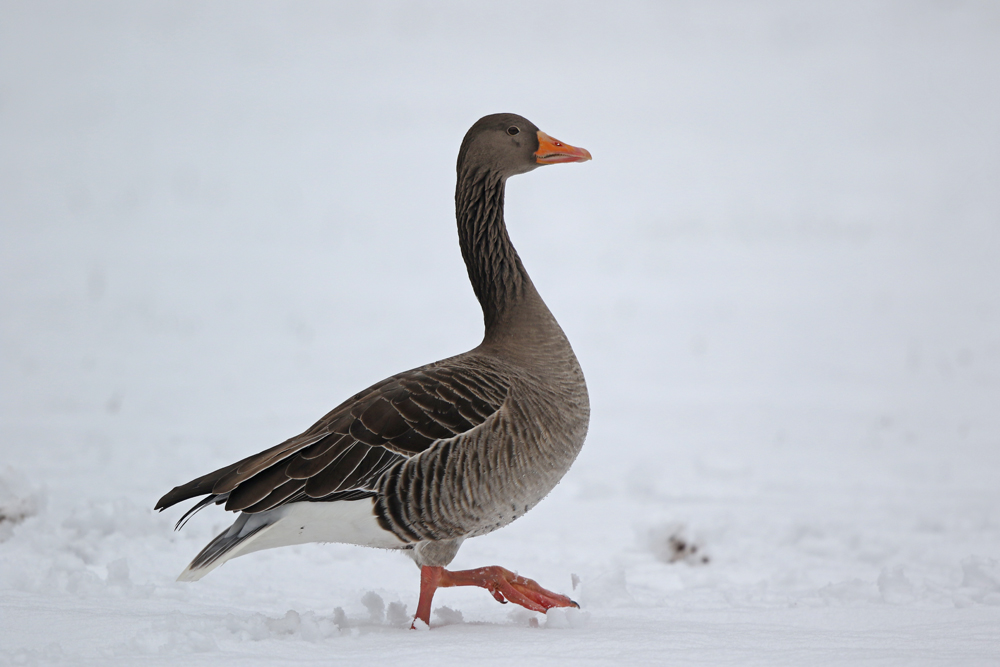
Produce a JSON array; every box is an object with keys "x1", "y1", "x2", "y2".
[{"x1": 2, "y1": 1, "x2": 999, "y2": 664}]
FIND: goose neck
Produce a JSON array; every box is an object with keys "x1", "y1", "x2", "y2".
[{"x1": 455, "y1": 167, "x2": 535, "y2": 333}]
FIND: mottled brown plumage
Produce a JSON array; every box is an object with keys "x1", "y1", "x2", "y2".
[{"x1": 156, "y1": 114, "x2": 591, "y2": 625}]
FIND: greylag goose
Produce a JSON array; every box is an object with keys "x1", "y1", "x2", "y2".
[{"x1": 155, "y1": 113, "x2": 592, "y2": 628}]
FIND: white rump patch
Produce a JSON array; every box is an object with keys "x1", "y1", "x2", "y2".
[
  {"x1": 233, "y1": 499, "x2": 407, "y2": 558},
  {"x1": 178, "y1": 499, "x2": 405, "y2": 581}
]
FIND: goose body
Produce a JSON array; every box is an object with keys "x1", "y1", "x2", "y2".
[{"x1": 156, "y1": 113, "x2": 592, "y2": 625}]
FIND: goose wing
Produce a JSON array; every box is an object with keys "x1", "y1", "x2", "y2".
[{"x1": 155, "y1": 359, "x2": 510, "y2": 522}]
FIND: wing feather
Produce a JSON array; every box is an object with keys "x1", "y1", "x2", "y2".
[
  {"x1": 304, "y1": 443, "x2": 369, "y2": 497},
  {"x1": 285, "y1": 434, "x2": 353, "y2": 479},
  {"x1": 242, "y1": 479, "x2": 306, "y2": 513},
  {"x1": 224, "y1": 462, "x2": 291, "y2": 511},
  {"x1": 155, "y1": 358, "x2": 511, "y2": 522}
]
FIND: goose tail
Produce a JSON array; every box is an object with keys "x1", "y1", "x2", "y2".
[{"x1": 177, "y1": 511, "x2": 278, "y2": 582}]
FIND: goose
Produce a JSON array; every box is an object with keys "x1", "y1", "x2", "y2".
[{"x1": 155, "y1": 113, "x2": 592, "y2": 628}]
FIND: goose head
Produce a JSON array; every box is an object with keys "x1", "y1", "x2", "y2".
[{"x1": 457, "y1": 113, "x2": 591, "y2": 179}]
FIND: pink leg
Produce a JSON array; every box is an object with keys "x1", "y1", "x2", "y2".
[
  {"x1": 412, "y1": 565, "x2": 444, "y2": 628},
  {"x1": 411, "y1": 565, "x2": 578, "y2": 629}
]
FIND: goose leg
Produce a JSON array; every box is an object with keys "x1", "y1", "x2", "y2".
[{"x1": 411, "y1": 565, "x2": 579, "y2": 628}]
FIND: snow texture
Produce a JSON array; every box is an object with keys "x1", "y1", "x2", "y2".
[{"x1": 2, "y1": 1, "x2": 999, "y2": 665}]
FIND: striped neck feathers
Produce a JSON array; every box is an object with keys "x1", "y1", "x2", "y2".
[{"x1": 455, "y1": 167, "x2": 530, "y2": 332}]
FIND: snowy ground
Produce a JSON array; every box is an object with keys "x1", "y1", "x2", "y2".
[{"x1": 2, "y1": 2, "x2": 1000, "y2": 664}]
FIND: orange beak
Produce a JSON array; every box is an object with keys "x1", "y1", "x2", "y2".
[{"x1": 534, "y1": 131, "x2": 592, "y2": 165}]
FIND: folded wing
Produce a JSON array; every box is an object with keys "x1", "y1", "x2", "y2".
[{"x1": 155, "y1": 361, "x2": 510, "y2": 526}]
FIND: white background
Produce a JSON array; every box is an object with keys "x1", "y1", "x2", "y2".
[{"x1": 2, "y1": 2, "x2": 999, "y2": 664}]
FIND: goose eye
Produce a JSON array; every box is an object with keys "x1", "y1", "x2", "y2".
[{"x1": 506, "y1": 126, "x2": 520, "y2": 136}]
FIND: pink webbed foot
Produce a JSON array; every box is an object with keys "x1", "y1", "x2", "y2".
[{"x1": 411, "y1": 564, "x2": 578, "y2": 629}]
